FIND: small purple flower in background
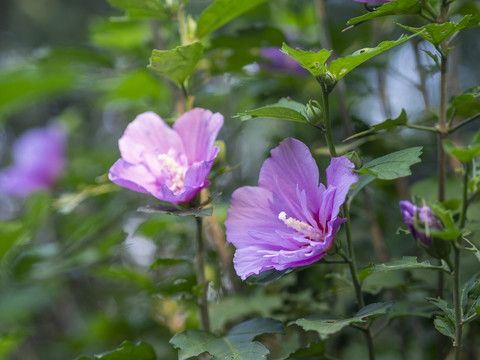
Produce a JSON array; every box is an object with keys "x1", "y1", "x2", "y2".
[
  {"x1": 0, "y1": 124, "x2": 66, "y2": 197},
  {"x1": 399, "y1": 200, "x2": 441, "y2": 247},
  {"x1": 260, "y1": 47, "x2": 308, "y2": 75},
  {"x1": 109, "y1": 108, "x2": 223, "y2": 205},
  {"x1": 225, "y1": 138, "x2": 358, "y2": 280}
]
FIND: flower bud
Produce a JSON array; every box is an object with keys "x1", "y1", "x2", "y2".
[
  {"x1": 316, "y1": 70, "x2": 336, "y2": 94},
  {"x1": 305, "y1": 100, "x2": 323, "y2": 126}
]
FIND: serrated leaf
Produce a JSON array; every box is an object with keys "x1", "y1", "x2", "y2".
[
  {"x1": 400, "y1": 15, "x2": 479, "y2": 48},
  {"x1": 430, "y1": 202, "x2": 462, "y2": 240},
  {"x1": 280, "y1": 44, "x2": 332, "y2": 77},
  {"x1": 107, "y1": 0, "x2": 167, "y2": 19},
  {"x1": 426, "y1": 297, "x2": 455, "y2": 319},
  {"x1": 196, "y1": 0, "x2": 268, "y2": 38},
  {"x1": 170, "y1": 318, "x2": 284, "y2": 360},
  {"x1": 357, "y1": 147, "x2": 422, "y2": 180},
  {"x1": 329, "y1": 34, "x2": 419, "y2": 81},
  {"x1": 434, "y1": 316, "x2": 456, "y2": 339},
  {"x1": 138, "y1": 193, "x2": 219, "y2": 217},
  {"x1": 450, "y1": 86, "x2": 480, "y2": 116},
  {"x1": 346, "y1": 109, "x2": 407, "y2": 141},
  {"x1": 464, "y1": 238, "x2": 480, "y2": 264},
  {"x1": 246, "y1": 268, "x2": 293, "y2": 285},
  {"x1": 284, "y1": 341, "x2": 325, "y2": 359},
  {"x1": 237, "y1": 98, "x2": 309, "y2": 123},
  {"x1": 347, "y1": 0, "x2": 422, "y2": 25},
  {"x1": 80, "y1": 341, "x2": 156, "y2": 360},
  {"x1": 443, "y1": 130, "x2": 480, "y2": 163},
  {"x1": 362, "y1": 256, "x2": 450, "y2": 281},
  {"x1": 138, "y1": 205, "x2": 213, "y2": 217},
  {"x1": 293, "y1": 302, "x2": 394, "y2": 340},
  {"x1": 148, "y1": 42, "x2": 203, "y2": 85}
]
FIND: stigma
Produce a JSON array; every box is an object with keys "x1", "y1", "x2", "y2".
[
  {"x1": 158, "y1": 152, "x2": 187, "y2": 194},
  {"x1": 278, "y1": 211, "x2": 322, "y2": 241}
]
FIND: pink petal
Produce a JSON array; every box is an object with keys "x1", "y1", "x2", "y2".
[
  {"x1": 173, "y1": 108, "x2": 224, "y2": 164},
  {"x1": 326, "y1": 156, "x2": 358, "y2": 217},
  {"x1": 118, "y1": 112, "x2": 184, "y2": 165},
  {"x1": 259, "y1": 138, "x2": 320, "y2": 205},
  {"x1": 108, "y1": 159, "x2": 157, "y2": 196}
]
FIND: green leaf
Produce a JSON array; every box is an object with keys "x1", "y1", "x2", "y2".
[
  {"x1": 170, "y1": 318, "x2": 284, "y2": 360},
  {"x1": 0, "y1": 221, "x2": 30, "y2": 261},
  {"x1": 434, "y1": 316, "x2": 456, "y2": 339},
  {"x1": 138, "y1": 193, "x2": 219, "y2": 217},
  {"x1": 280, "y1": 44, "x2": 332, "y2": 77},
  {"x1": 463, "y1": 238, "x2": 480, "y2": 264},
  {"x1": 246, "y1": 268, "x2": 293, "y2": 285},
  {"x1": 236, "y1": 98, "x2": 309, "y2": 124},
  {"x1": 348, "y1": 174, "x2": 376, "y2": 203},
  {"x1": 430, "y1": 202, "x2": 462, "y2": 240},
  {"x1": 346, "y1": 109, "x2": 407, "y2": 140},
  {"x1": 362, "y1": 256, "x2": 450, "y2": 281},
  {"x1": 138, "y1": 205, "x2": 213, "y2": 217},
  {"x1": 196, "y1": 0, "x2": 268, "y2": 38},
  {"x1": 284, "y1": 342, "x2": 325, "y2": 359},
  {"x1": 150, "y1": 258, "x2": 190, "y2": 269},
  {"x1": 107, "y1": 0, "x2": 167, "y2": 18},
  {"x1": 357, "y1": 147, "x2": 423, "y2": 180},
  {"x1": 450, "y1": 86, "x2": 480, "y2": 116},
  {"x1": 347, "y1": 0, "x2": 422, "y2": 25},
  {"x1": 293, "y1": 302, "x2": 394, "y2": 340},
  {"x1": 80, "y1": 341, "x2": 156, "y2": 359},
  {"x1": 426, "y1": 297, "x2": 455, "y2": 319},
  {"x1": 400, "y1": 15, "x2": 479, "y2": 48},
  {"x1": 148, "y1": 42, "x2": 204, "y2": 85},
  {"x1": 443, "y1": 130, "x2": 480, "y2": 163},
  {"x1": 328, "y1": 34, "x2": 419, "y2": 81}
]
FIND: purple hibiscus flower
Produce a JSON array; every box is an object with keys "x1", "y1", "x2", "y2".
[
  {"x1": 0, "y1": 124, "x2": 66, "y2": 197},
  {"x1": 109, "y1": 108, "x2": 223, "y2": 204},
  {"x1": 260, "y1": 47, "x2": 308, "y2": 75},
  {"x1": 225, "y1": 138, "x2": 359, "y2": 280},
  {"x1": 399, "y1": 200, "x2": 441, "y2": 247}
]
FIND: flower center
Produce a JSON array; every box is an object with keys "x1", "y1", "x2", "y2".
[
  {"x1": 278, "y1": 211, "x2": 322, "y2": 241},
  {"x1": 157, "y1": 152, "x2": 187, "y2": 194}
]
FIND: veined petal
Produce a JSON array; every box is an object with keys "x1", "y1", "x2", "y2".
[
  {"x1": 108, "y1": 159, "x2": 157, "y2": 196},
  {"x1": 259, "y1": 138, "x2": 320, "y2": 201},
  {"x1": 173, "y1": 108, "x2": 224, "y2": 164},
  {"x1": 326, "y1": 156, "x2": 358, "y2": 217},
  {"x1": 225, "y1": 186, "x2": 284, "y2": 249},
  {"x1": 233, "y1": 247, "x2": 277, "y2": 280},
  {"x1": 318, "y1": 186, "x2": 336, "y2": 229},
  {"x1": 118, "y1": 112, "x2": 183, "y2": 165}
]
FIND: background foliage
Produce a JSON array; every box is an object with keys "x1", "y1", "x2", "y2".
[{"x1": 0, "y1": 0, "x2": 479, "y2": 359}]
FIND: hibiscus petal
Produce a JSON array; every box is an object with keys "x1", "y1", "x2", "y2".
[
  {"x1": 233, "y1": 247, "x2": 277, "y2": 280},
  {"x1": 0, "y1": 167, "x2": 50, "y2": 196},
  {"x1": 12, "y1": 125, "x2": 66, "y2": 182},
  {"x1": 326, "y1": 156, "x2": 358, "y2": 217},
  {"x1": 225, "y1": 186, "x2": 284, "y2": 249},
  {"x1": 173, "y1": 108, "x2": 224, "y2": 164},
  {"x1": 108, "y1": 159, "x2": 157, "y2": 196},
  {"x1": 118, "y1": 112, "x2": 184, "y2": 165},
  {"x1": 258, "y1": 138, "x2": 320, "y2": 202}
]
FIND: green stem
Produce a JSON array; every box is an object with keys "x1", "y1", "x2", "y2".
[
  {"x1": 321, "y1": 90, "x2": 337, "y2": 157},
  {"x1": 452, "y1": 157, "x2": 470, "y2": 360},
  {"x1": 195, "y1": 213, "x2": 210, "y2": 332},
  {"x1": 453, "y1": 243, "x2": 462, "y2": 360},
  {"x1": 449, "y1": 113, "x2": 480, "y2": 134},
  {"x1": 321, "y1": 88, "x2": 374, "y2": 360},
  {"x1": 405, "y1": 124, "x2": 438, "y2": 133}
]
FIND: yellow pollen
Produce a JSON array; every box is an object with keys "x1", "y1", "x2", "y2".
[
  {"x1": 158, "y1": 153, "x2": 186, "y2": 193},
  {"x1": 278, "y1": 211, "x2": 322, "y2": 241}
]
